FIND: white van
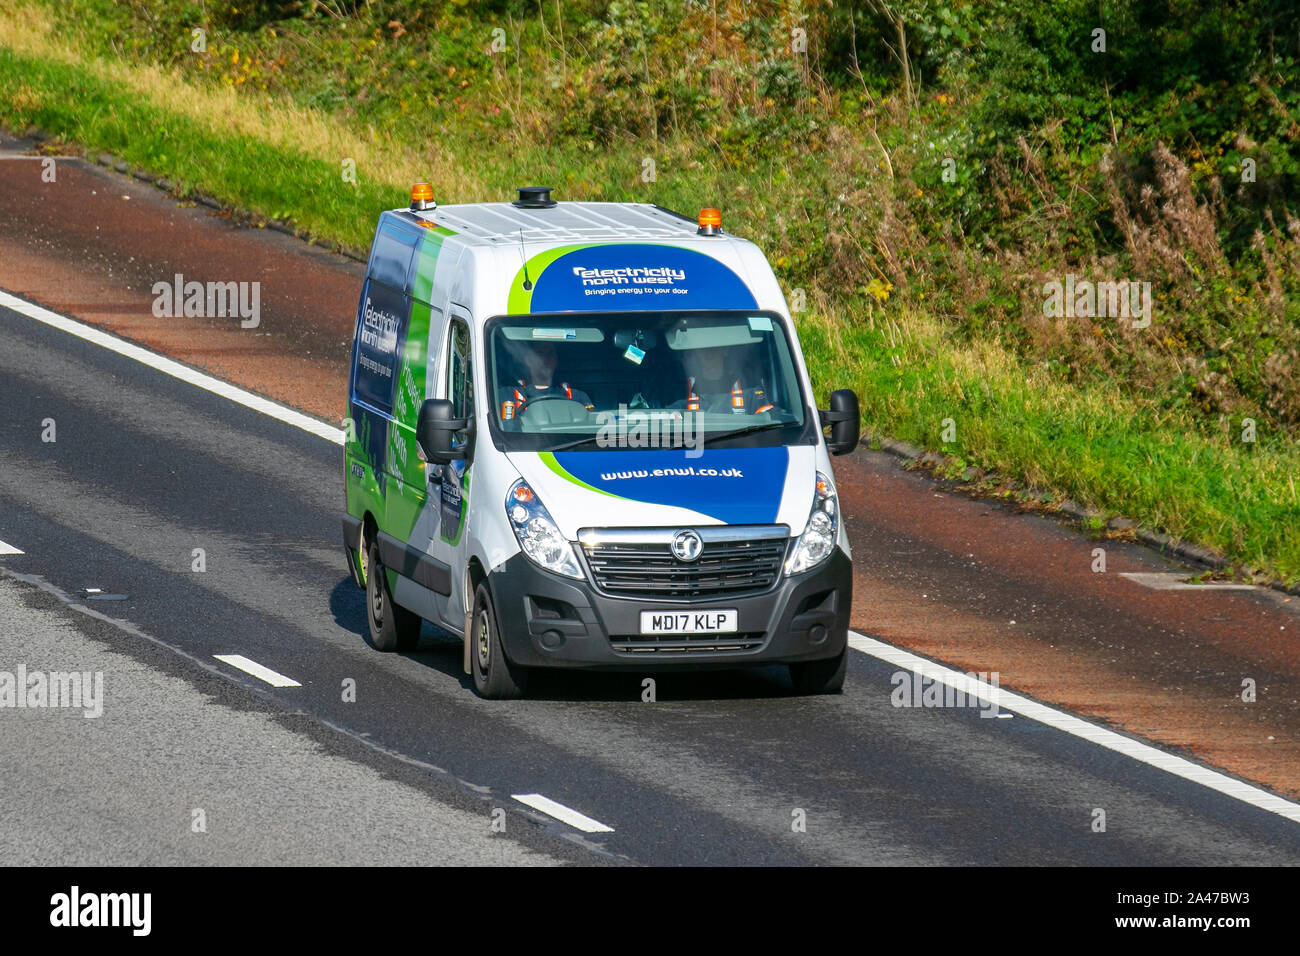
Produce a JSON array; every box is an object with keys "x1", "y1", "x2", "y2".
[{"x1": 343, "y1": 185, "x2": 860, "y2": 698}]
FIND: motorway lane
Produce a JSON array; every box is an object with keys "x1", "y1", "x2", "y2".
[
  {"x1": 3, "y1": 301, "x2": 1300, "y2": 865},
  {"x1": 0, "y1": 573, "x2": 569, "y2": 866}
]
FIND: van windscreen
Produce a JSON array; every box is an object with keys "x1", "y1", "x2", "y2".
[{"x1": 485, "y1": 311, "x2": 811, "y2": 452}]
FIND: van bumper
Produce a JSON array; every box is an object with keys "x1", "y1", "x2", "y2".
[{"x1": 488, "y1": 549, "x2": 850, "y2": 670}]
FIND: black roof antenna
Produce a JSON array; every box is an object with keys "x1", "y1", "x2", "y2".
[{"x1": 519, "y1": 229, "x2": 532, "y2": 291}]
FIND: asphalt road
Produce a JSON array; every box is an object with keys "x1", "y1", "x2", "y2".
[
  {"x1": 0, "y1": 572, "x2": 565, "y2": 866},
  {"x1": 3, "y1": 300, "x2": 1299, "y2": 865}
]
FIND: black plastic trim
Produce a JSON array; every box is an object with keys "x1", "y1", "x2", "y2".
[{"x1": 376, "y1": 531, "x2": 452, "y2": 596}]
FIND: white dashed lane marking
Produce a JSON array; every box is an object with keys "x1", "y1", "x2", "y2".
[
  {"x1": 213, "y1": 654, "x2": 302, "y2": 688},
  {"x1": 512, "y1": 793, "x2": 615, "y2": 833}
]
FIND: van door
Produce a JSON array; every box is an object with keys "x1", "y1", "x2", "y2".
[{"x1": 431, "y1": 310, "x2": 475, "y2": 633}]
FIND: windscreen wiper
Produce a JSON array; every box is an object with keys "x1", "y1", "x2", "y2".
[
  {"x1": 550, "y1": 420, "x2": 791, "y2": 452},
  {"x1": 547, "y1": 434, "x2": 604, "y2": 452},
  {"x1": 700, "y1": 421, "x2": 790, "y2": 446}
]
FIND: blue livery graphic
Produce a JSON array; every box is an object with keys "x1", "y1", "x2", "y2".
[
  {"x1": 530, "y1": 244, "x2": 758, "y2": 313},
  {"x1": 553, "y1": 446, "x2": 789, "y2": 524},
  {"x1": 350, "y1": 278, "x2": 412, "y2": 497}
]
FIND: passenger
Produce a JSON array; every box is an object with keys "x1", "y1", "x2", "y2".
[
  {"x1": 676, "y1": 346, "x2": 774, "y2": 414},
  {"x1": 498, "y1": 341, "x2": 594, "y2": 420}
]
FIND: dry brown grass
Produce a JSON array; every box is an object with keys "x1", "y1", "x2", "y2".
[
  {"x1": 0, "y1": 1, "x2": 482, "y2": 199},
  {"x1": 1106, "y1": 142, "x2": 1227, "y2": 281}
]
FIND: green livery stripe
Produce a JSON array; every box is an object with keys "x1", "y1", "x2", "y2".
[
  {"x1": 538, "y1": 452, "x2": 626, "y2": 499},
  {"x1": 507, "y1": 242, "x2": 700, "y2": 314},
  {"x1": 383, "y1": 298, "x2": 430, "y2": 539},
  {"x1": 507, "y1": 243, "x2": 595, "y2": 314},
  {"x1": 411, "y1": 227, "x2": 453, "y2": 303},
  {"x1": 384, "y1": 228, "x2": 444, "y2": 540}
]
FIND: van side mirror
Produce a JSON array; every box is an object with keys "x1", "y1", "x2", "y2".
[
  {"x1": 417, "y1": 398, "x2": 474, "y2": 463},
  {"x1": 818, "y1": 389, "x2": 860, "y2": 456}
]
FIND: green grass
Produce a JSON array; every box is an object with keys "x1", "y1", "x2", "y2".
[
  {"x1": 0, "y1": 49, "x2": 392, "y2": 249},
  {"x1": 799, "y1": 303, "x2": 1300, "y2": 584},
  {"x1": 1, "y1": 4, "x2": 1297, "y2": 586}
]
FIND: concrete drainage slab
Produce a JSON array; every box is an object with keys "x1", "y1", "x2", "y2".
[{"x1": 1120, "y1": 572, "x2": 1257, "y2": 591}]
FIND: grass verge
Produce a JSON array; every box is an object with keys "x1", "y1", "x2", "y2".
[{"x1": 799, "y1": 303, "x2": 1299, "y2": 583}]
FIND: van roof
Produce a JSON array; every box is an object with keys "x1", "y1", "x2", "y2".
[{"x1": 410, "y1": 201, "x2": 712, "y2": 246}]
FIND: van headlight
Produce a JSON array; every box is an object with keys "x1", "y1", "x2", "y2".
[
  {"x1": 505, "y1": 479, "x2": 584, "y2": 579},
  {"x1": 785, "y1": 472, "x2": 838, "y2": 575}
]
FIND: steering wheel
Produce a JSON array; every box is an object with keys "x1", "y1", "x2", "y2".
[
  {"x1": 517, "y1": 394, "x2": 573, "y2": 414},
  {"x1": 518, "y1": 393, "x2": 590, "y2": 426},
  {"x1": 517, "y1": 395, "x2": 585, "y2": 416}
]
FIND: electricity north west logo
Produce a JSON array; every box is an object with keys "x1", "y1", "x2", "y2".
[
  {"x1": 361, "y1": 296, "x2": 401, "y2": 353},
  {"x1": 571, "y1": 266, "x2": 686, "y2": 287}
]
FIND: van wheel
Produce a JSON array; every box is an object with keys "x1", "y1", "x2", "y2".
[
  {"x1": 471, "y1": 582, "x2": 529, "y2": 699},
  {"x1": 789, "y1": 649, "x2": 846, "y2": 695},
  {"x1": 365, "y1": 540, "x2": 422, "y2": 652}
]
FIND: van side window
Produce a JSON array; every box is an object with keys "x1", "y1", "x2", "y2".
[
  {"x1": 367, "y1": 219, "x2": 418, "y2": 290},
  {"x1": 447, "y1": 319, "x2": 473, "y2": 421}
]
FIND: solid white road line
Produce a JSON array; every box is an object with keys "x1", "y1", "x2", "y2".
[
  {"x1": 848, "y1": 631, "x2": 1300, "y2": 824},
  {"x1": 512, "y1": 793, "x2": 615, "y2": 833},
  {"x1": 213, "y1": 654, "x2": 302, "y2": 688},
  {"x1": 0, "y1": 289, "x2": 345, "y2": 445},
  {"x1": 0, "y1": 539, "x2": 24, "y2": 555}
]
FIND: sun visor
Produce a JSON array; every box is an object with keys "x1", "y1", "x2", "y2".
[
  {"x1": 665, "y1": 322, "x2": 763, "y2": 349},
  {"x1": 500, "y1": 325, "x2": 605, "y2": 343}
]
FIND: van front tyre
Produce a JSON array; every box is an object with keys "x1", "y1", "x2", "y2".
[
  {"x1": 789, "y1": 648, "x2": 846, "y2": 695},
  {"x1": 471, "y1": 582, "x2": 529, "y2": 699},
  {"x1": 365, "y1": 540, "x2": 422, "y2": 652}
]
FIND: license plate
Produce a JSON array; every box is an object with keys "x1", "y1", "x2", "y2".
[{"x1": 639, "y1": 609, "x2": 738, "y2": 635}]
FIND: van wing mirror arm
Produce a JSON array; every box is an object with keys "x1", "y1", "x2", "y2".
[{"x1": 818, "y1": 389, "x2": 861, "y2": 456}]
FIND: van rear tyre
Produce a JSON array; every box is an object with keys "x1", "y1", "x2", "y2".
[
  {"x1": 789, "y1": 648, "x2": 846, "y2": 695},
  {"x1": 365, "y1": 540, "x2": 422, "y2": 652},
  {"x1": 471, "y1": 582, "x2": 529, "y2": 699}
]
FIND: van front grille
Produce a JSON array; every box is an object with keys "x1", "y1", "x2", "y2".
[
  {"x1": 609, "y1": 633, "x2": 767, "y2": 654},
  {"x1": 578, "y1": 527, "x2": 788, "y2": 599}
]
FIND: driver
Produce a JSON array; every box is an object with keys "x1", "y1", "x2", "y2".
[
  {"x1": 677, "y1": 346, "x2": 774, "y2": 415},
  {"x1": 498, "y1": 341, "x2": 594, "y2": 420}
]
